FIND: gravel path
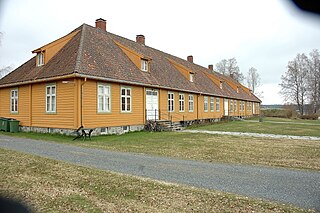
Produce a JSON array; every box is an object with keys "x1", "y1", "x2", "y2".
[
  {"x1": 183, "y1": 129, "x2": 320, "y2": 140},
  {"x1": 0, "y1": 134, "x2": 319, "y2": 211}
]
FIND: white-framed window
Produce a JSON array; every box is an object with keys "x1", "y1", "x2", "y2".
[
  {"x1": 37, "y1": 53, "x2": 44, "y2": 66},
  {"x1": 204, "y1": 96, "x2": 208, "y2": 112},
  {"x1": 188, "y1": 95, "x2": 194, "y2": 112},
  {"x1": 141, "y1": 59, "x2": 148, "y2": 72},
  {"x1": 179, "y1": 93, "x2": 185, "y2": 112},
  {"x1": 121, "y1": 87, "x2": 131, "y2": 112},
  {"x1": 189, "y1": 73, "x2": 194, "y2": 82},
  {"x1": 168, "y1": 92, "x2": 174, "y2": 112},
  {"x1": 234, "y1": 100, "x2": 237, "y2": 112},
  {"x1": 216, "y1": 98, "x2": 220, "y2": 112},
  {"x1": 46, "y1": 85, "x2": 56, "y2": 113},
  {"x1": 210, "y1": 97, "x2": 214, "y2": 112},
  {"x1": 97, "y1": 83, "x2": 111, "y2": 113},
  {"x1": 220, "y1": 82, "x2": 223, "y2": 89},
  {"x1": 10, "y1": 89, "x2": 18, "y2": 113},
  {"x1": 230, "y1": 100, "x2": 233, "y2": 112},
  {"x1": 249, "y1": 102, "x2": 252, "y2": 111}
]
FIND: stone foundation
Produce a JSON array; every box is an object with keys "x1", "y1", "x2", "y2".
[{"x1": 19, "y1": 124, "x2": 145, "y2": 136}]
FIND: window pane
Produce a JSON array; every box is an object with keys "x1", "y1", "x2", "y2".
[
  {"x1": 47, "y1": 97, "x2": 50, "y2": 111},
  {"x1": 127, "y1": 97, "x2": 131, "y2": 111},
  {"x1": 121, "y1": 89, "x2": 125, "y2": 96},
  {"x1": 52, "y1": 96, "x2": 56, "y2": 111},
  {"x1": 47, "y1": 87, "x2": 50, "y2": 95},
  {"x1": 127, "y1": 89, "x2": 130, "y2": 96},
  {"x1": 99, "y1": 96, "x2": 103, "y2": 111},
  {"x1": 51, "y1": 86, "x2": 56, "y2": 95}
]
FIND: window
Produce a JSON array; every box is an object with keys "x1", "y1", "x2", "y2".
[
  {"x1": 189, "y1": 73, "x2": 194, "y2": 82},
  {"x1": 141, "y1": 59, "x2": 148, "y2": 72},
  {"x1": 204, "y1": 96, "x2": 208, "y2": 112},
  {"x1": 46, "y1": 85, "x2": 56, "y2": 113},
  {"x1": 188, "y1": 95, "x2": 194, "y2": 112},
  {"x1": 168, "y1": 92, "x2": 174, "y2": 112},
  {"x1": 234, "y1": 100, "x2": 237, "y2": 112},
  {"x1": 121, "y1": 87, "x2": 131, "y2": 112},
  {"x1": 10, "y1": 89, "x2": 18, "y2": 113},
  {"x1": 179, "y1": 93, "x2": 185, "y2": 112},
  {"x1": 37, "y1": 53, "x2": 44, "y2": 66},
  {"x1": 220, "y1": 82, "x2": 223, "y2": 89},
  {"x1": 216, "y1": 98, "x2": 220, "y2": 112},
  {"x1": 230, "y1": 100, "x2": 233, "y2": 112},
  {"x1": 210, "y1": 97, "x2": 214, "y2": 112},
  {"x1": 97, "y1": 84, "x2": 111, "y2": 112}
]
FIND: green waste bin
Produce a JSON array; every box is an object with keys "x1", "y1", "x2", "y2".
[
  {"x1": 0, "y1": 118, "x2": 10, "y2": 132},
  {"x1": 9, "y1": 119, "x2": 20, "y2": 133}
]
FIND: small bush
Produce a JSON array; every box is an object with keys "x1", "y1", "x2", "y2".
[
  {"x1": 261, "y1": 109, "x2": 292, "y2": 118},
  {"x1": 299, "y1": 114, "x2": 319, "y2": 120}
]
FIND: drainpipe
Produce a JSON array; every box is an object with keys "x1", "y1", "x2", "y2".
[{"x1": 80, "y1": 78, "x2": 87, "y2": 127}]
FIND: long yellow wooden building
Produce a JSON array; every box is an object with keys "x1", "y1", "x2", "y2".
[{"x1": 0, "y1": 18, "x2": 261, "y2": 135}]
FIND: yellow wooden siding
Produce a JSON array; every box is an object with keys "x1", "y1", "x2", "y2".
[
  {"x1": 0, "y1": 85, "x2": 30, "y2": 126},
  {"x1": 82, "y1": 80, "x2": 144, "y2": 128},
  {"x1": 31, "y1": 80, "x2": 75, "y2": 129},
  {"x1": 158, "y1": 90, "x2": 225, "y2": 122}
]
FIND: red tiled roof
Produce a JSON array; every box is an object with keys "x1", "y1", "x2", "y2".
[{"x1": 0, "y1": 24, "x2": 261, "y2": 102}]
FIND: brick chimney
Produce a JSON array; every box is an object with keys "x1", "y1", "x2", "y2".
[
  {"x1": 208, "y1": 64, "x2": 213, "y2": 71},
  {"x1": 95, "y1": 18, "x2": 106, "y2": 31},
  {"x1": 187, "y1": 55, "x2": 193, "y2": 63},
  {"x1": 136, "y1": 35, "x2": 145, "y2": 45}
]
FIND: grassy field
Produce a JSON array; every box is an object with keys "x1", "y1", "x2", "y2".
[
  {"x1": 0, "y1": 148, "x2": 314, "y2": 212},
  {"x1": 1, "y1": 131, "x2": 319, "y2": 170},
  {"x1": 248, "y1": 117, "x2": 320, "y2": 124},
  {"x1": 188, "y1": 118, "x2": 320, "y2": 137}
]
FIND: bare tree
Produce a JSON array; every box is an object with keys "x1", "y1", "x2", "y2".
[
  {"x1": 246, "y1": 67, "x2": 260, "y2": 93},
  {"x1": 215, "y1": 58, "x2": 244, "y2": 82},
  {"x1": 307, "y1": 49, "x2": 320, "y2": 113},
  {"x1": 0, "y1": 66, "x2": 12, "y2": 79},
  {"x1": 246, "y1": 67, "x2": 263, "y2": 99},
  {"x1": 280, "y1": 53, "x2": 309, "y2": 115}
]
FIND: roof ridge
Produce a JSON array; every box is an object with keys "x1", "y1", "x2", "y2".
[{"x1": 74, "y1": 24, "x2": 86, "y2": 73}]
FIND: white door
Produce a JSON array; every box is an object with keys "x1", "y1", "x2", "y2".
[
  {"x1": 224, "y1": 98, "x2": 229, "y2": 116},
  {"x1": 146, "y1": 89, "x2": 159, "y2": 120},
  {"x1": 253, "y1": 103, "x2": 255, "y2": 114}
]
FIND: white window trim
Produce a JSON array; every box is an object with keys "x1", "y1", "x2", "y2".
[
  {"x1": 204, "y1": 96, "x2": 208, "y2": 112},
  {"x1": 37, "y1": 53, "x2": 44, "y2": 67},
  {"x1": 10, "y1": 88, "x2": 18, "y2": 113},
  {"x1": 179, "y1": 93, "x2": 185, "y2": 112},
  {"x1": 46, "y1": 84, "x2": 56, "y2": 113},
  {"x1": 189, "y1": 73, "x2": 194, "y2": 82},
  {"x1": 141, "y1": 59, "x2": 148, "y2": 72},
  {"x1": 230, "y1": 100, "x2": 233, "y2": 112},
  {"x1": 210, "y1": 97, "x2": 214, "y2": 112},
  {"x1": 188, "y1": 95, "x2": 194, "y2": 112},
  {"x1": 234, "y1": 100, "x2": 237, "y2": 112},
  {"x1": 216, "y1": 98, "x2": 220, "y2": 112},
  {"x1": 97, "y1": 83, "x2": 111, "y2": 113},
  {"x1": 168, "y1": 92, "x2": 174, "y2": 112},
  {"x1": 120, "y1": 86, "x2": 132, "y2": 113}
]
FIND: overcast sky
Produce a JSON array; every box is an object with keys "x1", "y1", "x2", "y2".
[{"x1": 1, "y1": 0, "x2": 319, "y2": 104}]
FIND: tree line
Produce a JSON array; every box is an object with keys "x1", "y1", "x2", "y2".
[{"x1": 279, "y1": 49, "x2": 320, "y2": 115}]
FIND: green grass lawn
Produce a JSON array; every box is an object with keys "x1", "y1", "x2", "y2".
[
  {"x1": 188, "y1": 118, "x2": 320, "y2": 137},
  {"x1": 0, "y1": 148, "x2": 314, "y2": 212},
  {"x1": 1, "y1": 130, "x2": 319, "y2": 170},
  {"x1": 248, "y1": 116, "x2": 320, "y2": 124}
]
